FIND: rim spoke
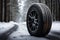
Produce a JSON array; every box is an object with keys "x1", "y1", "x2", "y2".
[
  {"x1": 29, "y1": 15, "x2": 34, "y2": 19},
  {"x1": 35, "y1": 19, "x2": 38, "y2": 21},
  {"x1": 34, "y1": 19, "x2": 38, "y2": 24},
  {"x1": 29, "y1": 15, "x2": 32, "y2": 18}
]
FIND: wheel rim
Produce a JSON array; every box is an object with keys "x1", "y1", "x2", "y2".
[{"x1": 27, "y1": 11, "x2": 39, "y2": 32}]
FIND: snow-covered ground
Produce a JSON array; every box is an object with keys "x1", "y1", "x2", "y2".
[
  {"x1": 0, "y1": 21, "x2": 60, "y2": 40},
  {"x1": 51, "y1": 21, "x2": 60, "y2": 31}
]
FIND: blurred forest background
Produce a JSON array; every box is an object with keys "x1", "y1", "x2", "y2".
[{"x1": 0, "y1": 0, "x2": 60, "y2": 22}]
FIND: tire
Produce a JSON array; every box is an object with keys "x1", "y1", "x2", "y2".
[{"x1": 26, "y1": 3, "x2": 52, "y2": 37}]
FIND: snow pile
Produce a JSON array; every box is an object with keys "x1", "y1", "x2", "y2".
[
  {"x1": 0, "y1": 22, "x2": 16, "y2": 34},
  {"x1": 51, "y1": 21, "x2": 60, "y2": 31}
]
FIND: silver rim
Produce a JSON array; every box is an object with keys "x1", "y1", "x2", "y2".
[{"x1": 27, "y1": 11, "x2": 39, "y2": 32}]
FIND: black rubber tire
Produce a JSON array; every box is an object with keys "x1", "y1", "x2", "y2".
[{"x1": 26, "y1": 3, "x2": 52, "y2": 37}]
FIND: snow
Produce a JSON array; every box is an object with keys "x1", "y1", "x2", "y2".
[
  {"x1": 0, "y1": 21, "x2": 60, "y2": 40},
  {"x1": 8, "y1": 21, "x2": 60, "y2": 40},
  {"x1": 51, "y1": 21, "x2": 60, "y2": 31},
  {"x1": 0, "y1": 22, "x2": 15, "y2": 34}
]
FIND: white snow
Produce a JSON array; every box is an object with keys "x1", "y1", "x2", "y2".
[
  {"x1": 0, "y1": 21, "x2": 60, "y2": 40},
  {"x1": 0, "y1": 22, "x2": 15, "y2": 34},
  {"x1": 51, "y1": 21, "x2": 60, "y2": 31}
]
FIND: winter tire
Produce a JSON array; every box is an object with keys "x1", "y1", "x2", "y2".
[{"x1": 26, "y1": 3, "x2": 52, "y2": 37}]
